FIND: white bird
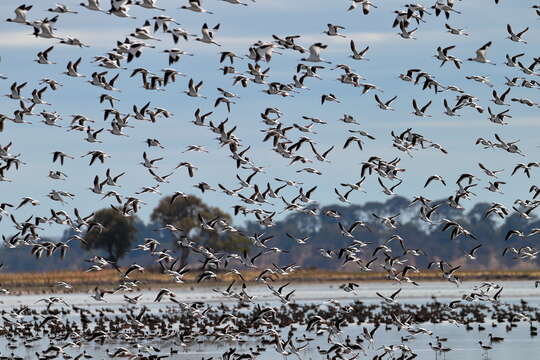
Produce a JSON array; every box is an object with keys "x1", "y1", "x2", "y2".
[
  {"x1": 221, "y1": 0, "x2": 252, "y2": 5},
  {"x1": 34, "y1": 46, "x2": 55, "y2": 65},
  {"x1": 89, "y1": 175, "x2": 106, "y2": 194},
  {"x1": 286, "y1": 233, "x2": 310, "y2": 245},
  {"x1": 80, "y1": 0, "x2": 107, "y2": 12},
  {"x1": 445, "y1": 23, "x2": 469, "y2": 36},
  {"x1": 466, "y1": 244, "x2": 482, "y2": 260},
  {"x1": 131, "y1": 21, "x2": 162, "y2": 41},
  {"x1": 491, "y1": 88, "x2": 511, "y2": 106},
  {"x1": 48, "y1": 170, "x2": 68, "y2": 180},
  {"x1": 32, "y1": 16, "x2": 63, "y2": 40},
  {"x1": 349, "y1": 40, "x2": 370, "y2": 61},
  {"x1": 6, "y1": 82, "x2": 27, "y2": 100},
  {"x1": 6, "y1": 4, "x2": 32, "y2": 24},
  {"x1": 167, "y1": 26, "x2": 196, "y2": 43},
  {"x1": 467, "y1": 42, "x2": 496, "y2": 65},
  {"x1": 301, "y1": 43, "x2": 331, "y2": 64},
  {"x1": 140, "y1": 152, "x2": 163, "y2": 168},
  {"x1": 85, "y1": 128, "x2": 104, "y2": 143},
  {"x1": 486, "y1": 181, "x2": 505, "y2": 194},
  {"x1": 443, "y1": 99, "x2": 462, "y2": 117},
  {"x1": 64, "y1": 58, "x2": 85, "y2": 77},
  {"x1": 149, "y1": 169, "x2": 174, "y2": 183},
  {"x1": 376, "y1": 288, "x2": 402, "y2": 304},
  {"x1": 321, "y1": 94, "x2": 340, "y2": 105},
  {"x1": 348, "y1": 0, "x2": 378, "y2": 14},
  {"x1": 506, "y1": 24, "x2": 528, "y2": 44},
  {"x1": 334, "y1": 188, "x2": 353, "y2": 204},
  {"x1": 91, "y1": 287, "x2": 114, "y2": 301},
  {"x1": 478, "y1": 163, "x2": 503, "y2": 178},
  {"x1": 375, "y1": 94, "x2": 397, "y2": 111},
  {"x1": 378, "y1": 178, "x2": 403, "y2": 196},
  {"x1": 185, "y1": 79, "x2": 207, "y2": 98},
  {"x1": 109, "y1": 2, "x2": 136, "y2": 18},
  {"x1": 181, "y1": 0, "x2": 214, "y2": 14},
  {"x1": 411, "y1": 99, "x2": 432, "y2": 117},
  {"x1": 135, "y1": 0, "x2": 165, "y2": 11},
  {"x1": 323, "y1": 24, "x2": 346, "y2": 38},
  {"x1": 504, "y1": 53, "x2": 525, "y2": 67},
  {"x1": 196, "y1": 23, "x2": 221, "y2": 46},
  {"x1": 398, "y1": 23, "x2": 417, "y2": 39},
  {"x1": 48, "y1": 4, "x2": 78, "y2": 14}
]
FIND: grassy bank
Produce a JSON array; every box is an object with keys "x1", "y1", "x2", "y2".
[{"x1": 0, "y1": 268, "x2": 539, "y2": 294}]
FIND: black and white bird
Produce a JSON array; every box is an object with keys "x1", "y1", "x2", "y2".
[
  {"x1": 349, "y1": 40, "x2": 370, "y2": 61},
  {"x1": 375, "y1": 95, "x2": 398, "y2": 111},
  {"x1": 6, "y1": 4, "x2": 33, "y2": 24},
  {"x1": 181, "y1": 0, "x2": 214, "y2": 14},
  {"x1": 506, "y1": 24, "x2": 528, "y2": 44},
  {"x1": 34, "y1": 46, "x2": 55, "y2": 65},
  {"x1": 411, "y1": 99, "x2": 432, "y2": 117},
  {"x1": 185, "y1": 79, "x2": 207, "y2": 98},
  {"x1": 301, "y1": 43, "x2": 331, "y2": 64},
  {"x1": 376, "y1": 288, "x2": 402, "y2": 304},
  {"x1": 467, "y1": 42, "x2": 495, "y2": 65},
  {"x1": 196, "y1": 23, "x2": 221, "y2": 46},
  {"x1": 323, "y1": 24, "x2": 346, "y2": 38}
]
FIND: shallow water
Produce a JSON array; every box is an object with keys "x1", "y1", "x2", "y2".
[
  {"x1": 2, "y1": 279, "x2": 539, "y2": 307},
  {"x1": 1, "y1": 280, "x2": 539, "y2": 359}
]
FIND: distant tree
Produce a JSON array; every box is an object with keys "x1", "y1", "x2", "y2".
[
  {"x1": 83, "y1": 208, "x2": 138, "y2": 262},
  {"x1": 150, "y1": 195, "x2": 250, "y2": 267}
]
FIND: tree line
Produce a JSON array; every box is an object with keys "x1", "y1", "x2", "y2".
[{"x1": 1, "y1": 195, "x2": 538, "y2": 272}]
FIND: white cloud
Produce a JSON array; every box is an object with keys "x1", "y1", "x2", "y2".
[
  {"x1": 0, "y1": 29, "x2": 116, "y2": 48},
  {"x1": 0, "y1": 30, "x2": 44, "y2": 47},
  {"x1": 206, "y1": 31, "x2": 398, "y2": 54},
  {"x1": 301, "y1": 32, "x2": 397, "y2": 46}
]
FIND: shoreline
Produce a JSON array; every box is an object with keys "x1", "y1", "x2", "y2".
[{"x1": 0, "y1": 268, "x2": 539, "y2": 295}]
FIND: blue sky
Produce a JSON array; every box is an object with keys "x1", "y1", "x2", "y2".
[{"x1": 0, "y1": 0, "x2": 539, "y2": 238}]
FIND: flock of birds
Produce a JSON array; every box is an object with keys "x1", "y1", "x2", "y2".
[
  {"x1": 0, "y1": 0, "x2": 540, "y2": 359},
  {"x1": 0, "y1": 294, "x2": 538, "y2": 360}
]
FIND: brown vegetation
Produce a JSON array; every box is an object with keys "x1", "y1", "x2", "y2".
[{"x1": 1, "y1": 268, "x2": 539, "y2": 294}]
